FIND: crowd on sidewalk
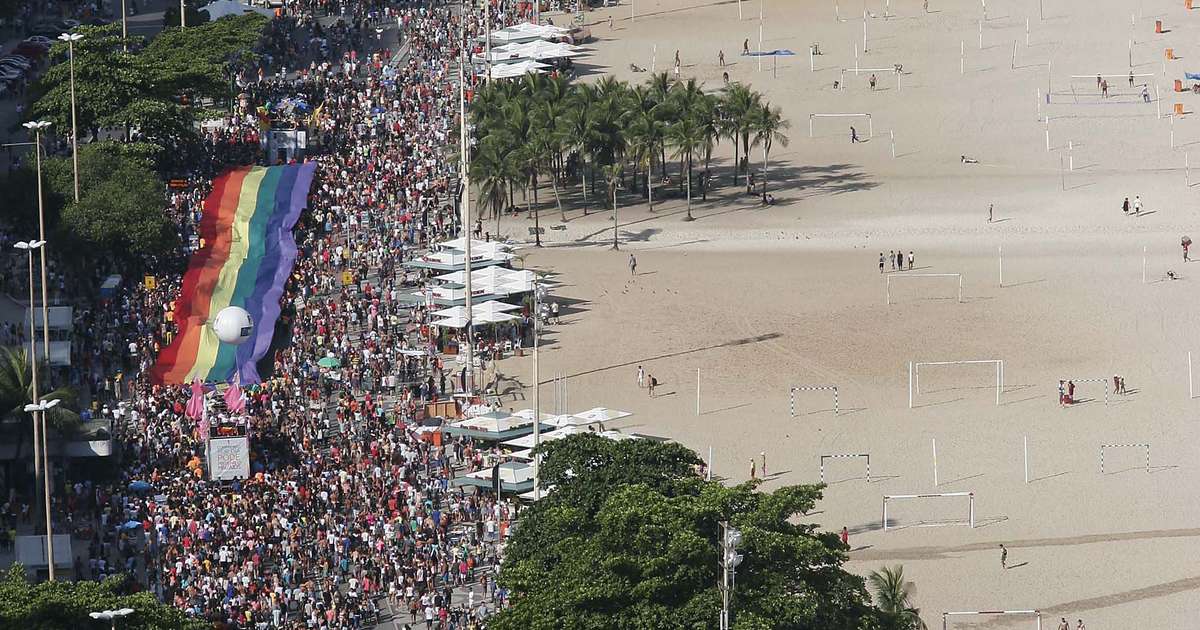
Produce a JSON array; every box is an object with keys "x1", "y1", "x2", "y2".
[{"x1": 2, "y1": 1, "x2": 537, "y2": 628}]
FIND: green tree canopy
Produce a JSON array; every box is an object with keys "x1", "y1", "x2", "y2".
[
  {"x1": 0, "y1": 565, "x2": 203, "y2": 630},
  {"x1": 492, "y1": 435, "x2": 900, "y2": 630},
  {"x1": 43, "y1": 142, "x2": 176, "y2": 259}
]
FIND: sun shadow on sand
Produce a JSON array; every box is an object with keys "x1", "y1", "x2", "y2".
[
  {"x1": 853, "y1": 526, "x2": 1200, "y2": 562},
  {"x1": 541, "y1": 332, "x2": 783, "y2": 384}
]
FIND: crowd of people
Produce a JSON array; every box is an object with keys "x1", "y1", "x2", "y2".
[{"x1": 2, "y1": 1, "x2": 542, "y2": 628}]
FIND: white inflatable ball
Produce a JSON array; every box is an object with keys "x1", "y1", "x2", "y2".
[{"x1": 212, "y1": 306, "x2": 254, "y2": 346}]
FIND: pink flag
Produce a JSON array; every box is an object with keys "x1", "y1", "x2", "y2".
[
  {"x1": 224, "y1": 375, "x2": 246, "y2": 414},
  {"x1": 185, "y1": 378, "x2": 204, "y2": 420}
]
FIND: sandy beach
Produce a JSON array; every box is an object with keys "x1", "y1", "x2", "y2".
[{"x1": 486, "y1": 0, "x2": 1200, "y2": 626}]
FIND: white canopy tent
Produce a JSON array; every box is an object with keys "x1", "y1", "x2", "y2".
[
  {"x1": 437, "y1": 237, "x2": 513, "y2": 255},
  {"x1": 573, "y1": 407, "x2": 634, "y2": 424},
  {"x1": 201, "y1": 0, "x2": 274, "y2": 19},
  {"x1": 491, "y1": 60, "x2": 551, "y2": 79},
  {"x1": 492, "y1": 40, "x2": 584, "y2": 62},
  {"x1": 433, "y1": 301, "x2": 522, "y2": 320},
  {"x1": 502, "y1": 424, "x2": 589, "y2": 449},
  {"x1": 452, "y1": 414, "x2": 532, "y2": 434}
]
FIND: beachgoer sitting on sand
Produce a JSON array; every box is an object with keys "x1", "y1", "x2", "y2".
[
  {"x1": 961, "y1": 155, "x2": 979, "y2": 164},
  {"x1": 1167, "y1": 270, "x2": 1178, "y2": 280},
  {"x1": 630, "y1": 63, "x2": 645, "y2": 72}
]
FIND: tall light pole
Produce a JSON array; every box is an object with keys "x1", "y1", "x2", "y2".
[
  {"x1": 58, "y1": 33, "x2": 83, "y2": 203},
  {"x1": 119, "y1": 0, "x2": 128, "y2": 52},
  {"x1": 90, "y1": 608, "x2": 135, "y2": 630},
  {"x1": 180, "y1": 0, "x2": 186, "y2": 27},
  {"x1": 532, "y1": 279, "x2": 545, "y2": 499},
  {"x1": 458, "y1": 34, "x2": 475, "y2": 395},
  {"x1": 24, "y1": 397, "x2": 59, "y2": 581},
  {"x1": 21, "y1": 121, "x2": 54, "y2": 401},
  {"x1": 14, "y1": 241, "x2": 47, "y2": 580},
  {"x1": 718, "y1": 522, "x2": 744, "y2": 630},
  {"x1": 13, "y1": 240, "x2": 45, "y2": 488}
]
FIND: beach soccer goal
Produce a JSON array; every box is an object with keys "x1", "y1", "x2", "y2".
[
  {"x1": 1058, "y1": 377, "x2": 1109, "y2": 406},
  {"x1": 1099, "y1": 443, "x2": 1150, "y2": 474},
  {"x1": 790, "y1": 385, "x2": 839, "y2": 416},
  {"x1": 909, "y1": 360, "x2": 1004, "y2": 408},
  {"x1": 819, "y1": 453, "x2": 870, "y2": 482},
  {"x1": 882, "y1": 492, "x2": 974, "y2": 530},
  {"x1": 943, "y1": 611, "x2": 1041, "y2": 630},
  {"x1": 809, "y1": 112, "x2": 873, "y2": 138},
  {"x1": 886, "y1": 273, "x2": 962, "y2": 305}
]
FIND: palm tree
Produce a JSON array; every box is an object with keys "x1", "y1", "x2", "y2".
[
  {"x1": 558, "y1": 106, "x2": 594, "y2": 215},
  {"x1": 0, "y1": 346, "x2": 79, "y2": 467},
  {"x1": 626, "y1": 110, "x2": 662, "y2": 212},
  {"x1": 721, "y1": 82, "x2": 762, "y2": 185},
  {"x1": 603, "y1": 163, "x2": 623, "y2": 250},
  {"x1": 534, "y1": 100, "x2": 568, "y2": 224},
  {"x1": 750, "y1": 102, "x2": 790, "y2": 204},
  {"x1": 471, "y1": 137, "x2": 516, "y2": 237},
  {"x1": 693, "y1": 94, "x2": 722, "y2": 200},
  {"x1": 666, "y1": 117, "x2": 703, "y2": 221},
  {"x1": 868, "y1": 566, "x2": 928, "y2": 630}
]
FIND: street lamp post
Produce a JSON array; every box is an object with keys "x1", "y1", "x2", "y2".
[
  {"x1": 13, "y1": 240, "x2": 45, "y2": 488},
  {"x1": 21, "y1": 121, "x2": 54, "y2": 404},
  {"x1": 532, "y1": 279, "x2": 545, "y2": 500},
  {"x1": 119, "y1": 0, "x2": 127, "y2": 52},
  {"x1": 181, "y1": 0, "x2": 186, "y2": 27},
  {"x1": 58, "y1": 34, "x2": 83, "y2": 203},
  {"x1": 24, "y1": 397, "x2": 59, "y2": 581},
  {"x1": 90, "y1": 608, "x2": 135, "y2": 630}
]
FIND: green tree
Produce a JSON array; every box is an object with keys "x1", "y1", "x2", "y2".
[
  {"x1": 721, "y1": 82, "x2": 762, "y2": 185},
  {"x1": 750, "y1": 103, "x2": 790, "y2": 204},
  {"x1": 0, "y1": 346, "x2": 81, "y2": 462},
  {"x1": 493, "y1": 435, "x2": 900, "y2": 630},
  {"x1": 868, "y1": 566, "x2": 928, "y2": 630},
  {"x1": 666, "y1": 116, "x2": 703, "y2": 221},
  {"x1": 45, "y1": 142, "x2": 175, "y2": 259},
  {"x1": 0, "y1": 565, "x2": 204, "y2": 630}
]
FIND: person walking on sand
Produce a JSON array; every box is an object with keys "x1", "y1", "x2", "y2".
[
  {"x1": 637, "y1": 365, "x2": 645, "y2": 388},
  {"x1": 908, "y1": 251, "x2": 915, "y2": 269},
  {"x1": 743, "y1": 39, "x2": 750, "y2": 55},
  {"x1": 889, "y1": 250, "x2": 896, "y2": 271},
  {"x1": 851, "y1": 126, "x2": 860, "y2": 143},
  {"x1": 1142, "y1": 85, "x2": 1151, "y2": 102},
  {"x1": 840, "y1": 526, "x2": 849, "y2": 548},
  {"x1": 1129, "y1": 71, "x2": 1135, "y2": 87},
  {"x1": 1096, "y1": 74, "x2": 1102, "y2": 89},
  {"x1": 609, "y1": 15, "x2": 614, "y2": 29},
  {"x1": 879, "y1": 252, "x2": 885, "y2": 273},
  {"x1": 648, "y1": 375, "x2": 657, "y2": 397},
  {"x1": 750, "y1": 458, "x2": 756, "y2": 479},
  {"x1": 1134, "y1": 195, "x2": 1142, "y2": 215},
  {"x1": 1123, "y1": 197, "x2": 1130, "y2": 215},
  {"x1": 760, "y1": 451, "x2": 767, "y2": 475},
  {"x1": 629, "y1": 253, "x2": 637, "y2": 275},
  {"x1": 1101, "y1": 79, "x2": 1109, "y2": 98},
  {"x1": 1076, "y1": 620, "x2": 1086, "y2": 630},
  {"x1": 869, "y1": 73, "x2": 877, "y2": 90},
  {"x1": 1184, "y1": 240, "x2": 1190, "y2": 261},
  {"x1": 1000, "y1": 544, "x2": 1008, "y2": 569},
  {"x1": 988, "y1": 203, "x2": 993, "y2": 223},
  {"x1": 1058, "y1": 619, "x2": 1069, "y2": 630},
  {"x1": 1067, "y1": 380, "x2": 1075, "y2": 403},
  {"x1": 896, "y1": 249, "x2": 904, "y2": 270},
  {"x1": 719, "y1": 50, "x2": 725, "y2": 66}
]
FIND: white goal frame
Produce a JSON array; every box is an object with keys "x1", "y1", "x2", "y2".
[
  {"x1": 909, "y1": 360, "x2": 1004, "y2": 408},
  {"x1": 882, "y1": 492, "x2": 974, "y2": 530},
  {"x1": 1058, "y1": 377, "x2": 1109, "y2": 406},
  {"x1": 790, "y1": 385, "x2": 839, "y2": 416},
  {"x1": 820, "y1": 453, "x2": 870, "y2": 482},
  {"x1": 943, "y1": 611, "x2": 1041, "y2": 630},
  {"x1": 886, "y1": 273, "x2": 962, "y2": 305},
  {"x1": 1099, "y1": 443, "x2": 1150, "y2": 474},
  {"x1": 810, "y1": 113, "x2": 873, "y2": 137}
]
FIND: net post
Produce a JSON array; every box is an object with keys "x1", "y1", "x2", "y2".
[
  {"x1": 969, "y1": 493, "x2": 975, "y2": 528},
  {"x1": 908, "y1": 361, "x2": 914, "y2": 408},
  {"x1": 834, "y1": 386, "x2": 839, "y2": 414},
  {"x1": 809, "y1": 114, "x2": 814, "y2": 138},
  {"x1": 932, "y1": 438, "x2": 939, "y2": 486},
  {"x1": 866, "y1": 454, "x2": 871, "y2": 481},
  {"x1": 882, "y1": 496, "x2": 888, "y2": 530},
  {"x1": 790, "y1": 387, "x2": 796, "y2": 417},
  {"x1": 1145, "y1": 444, "x2": 1150, "y2": 472},
  {"x1": 707, "y1": 446, "x2": 713, "y2": 480},
  {"x1": 868, "y1": 114, "x2": 873, "y2": 138},
  {"x1": 1023, "y1": 435, "x2": 1029, "y2": 483},
  {"x1": 958, "y1": 274, "x2": 963, "y2": 303},
  {"x1": 1189, "y1": 351, "x2": 1194, "y2": 398}
]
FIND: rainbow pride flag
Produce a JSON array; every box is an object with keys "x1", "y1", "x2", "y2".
[{"x1": 151, "y1": 163, "x2": 316, "y2": 385}]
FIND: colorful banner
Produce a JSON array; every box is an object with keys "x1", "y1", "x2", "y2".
[{"x1": 151, "y1": 163, "x2": 316, "y2": 384}]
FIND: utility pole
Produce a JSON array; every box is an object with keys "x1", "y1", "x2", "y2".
[{"x1": 718, "y1": 522, "x2": 743, "y2": 630}]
